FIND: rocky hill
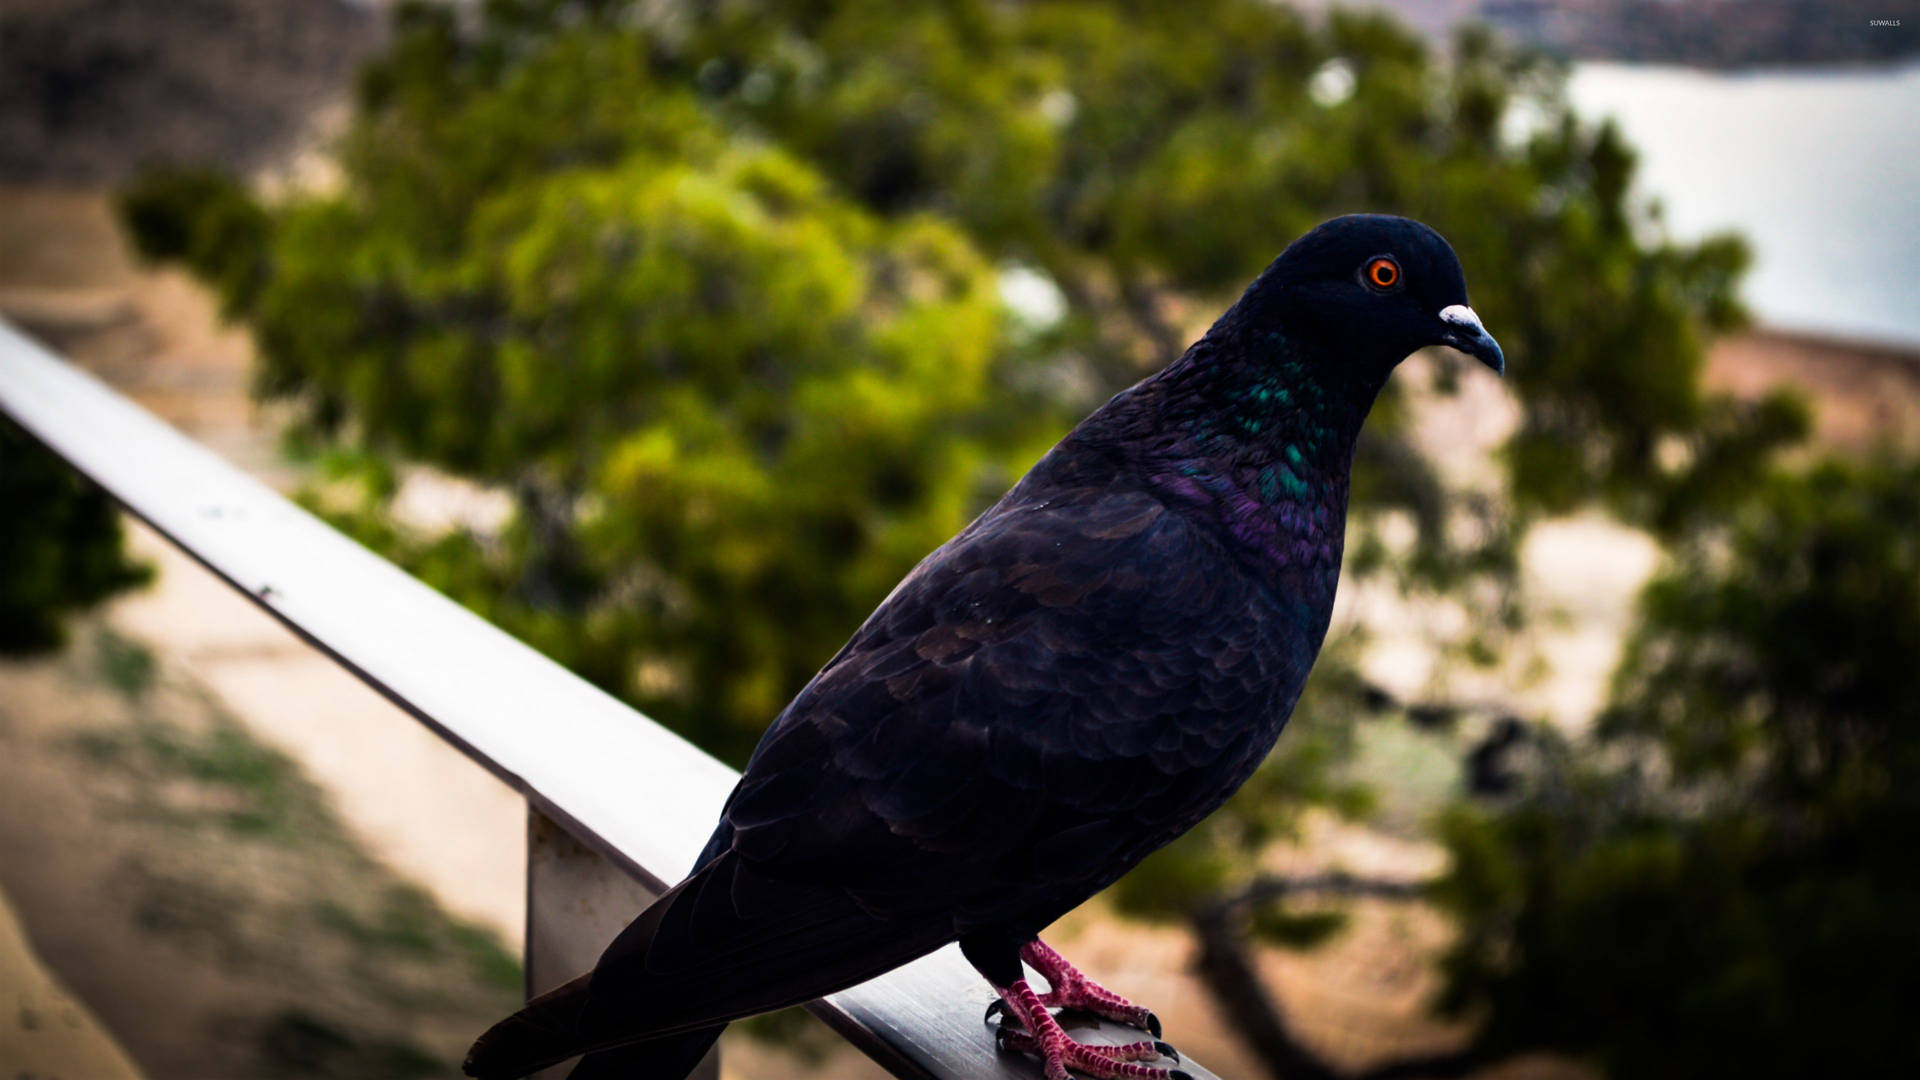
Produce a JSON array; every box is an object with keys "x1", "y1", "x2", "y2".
[
  {"x1": 0, "y1": 0, "x2": 376, "y2": 182},
  {"x1": 1476, "y1": 0, "x2": 1918, "y2": 68}
]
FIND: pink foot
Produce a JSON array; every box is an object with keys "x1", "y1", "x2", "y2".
[
  {"x1": 1019, "y1": 939, "x2": 1162, "y2": 1035},
  {"x1": 990, "y1": 978, "x2": 1188, "y2": 1080}
]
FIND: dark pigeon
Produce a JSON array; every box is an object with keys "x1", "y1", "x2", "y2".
[{"x1": 464, "y1": 214, "x2": 1504, "y2": 1080}]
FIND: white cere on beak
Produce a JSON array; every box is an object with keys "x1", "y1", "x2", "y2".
[{"x1": 1439, "y1": 304, "x2": 1485, "y2": 333}]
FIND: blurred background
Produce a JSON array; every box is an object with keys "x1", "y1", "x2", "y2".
[{"x1": 2, "y1": 1, "x2": 1917, "y2": 1078}]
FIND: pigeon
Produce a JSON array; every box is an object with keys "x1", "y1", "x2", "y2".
[{"x1": 464, "y1": 214, "x2": 1504, "y2": 1080}]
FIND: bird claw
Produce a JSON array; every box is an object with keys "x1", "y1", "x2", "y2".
[
  {"x1": 993, "y1": 1023, "x2": 1027, "y2": 1054},
  {"x1": 998, "y1": 1022, "x2": 1175, "y2": 1068},
  {"x1": 1020, "y1": 939, "x2": 1162, "y2": 1037},
  {"x1": 988, "y1": 945, "x2": 1183, "y2": 1078},
  {"x1": 990, "y1": 991, "x2": 1152, "y2": 1037},
  {"x1": 991, "y1": 1011, "x2": 1184, "y2": 1077},
  {"x1": 985, "y1": 998, "x2": 1167, "y2": 1051},
  {"x1": 1056, "y1": 1001, "x2": 1157, "y2": 1037}
]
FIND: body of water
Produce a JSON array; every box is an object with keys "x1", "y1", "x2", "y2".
[{"x1": 1566, "y1": 61, "x2": 1920, "y2": 348}]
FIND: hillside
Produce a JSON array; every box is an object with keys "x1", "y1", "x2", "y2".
[
  {"x1": 1478, "y1": 0, "x2": 1919, "y2": 67},
  {"x1": 1303, "y1": 0, "x2": 1920, "y2": 67},
  {"x1": 0, "y1": 0, "x2": 376, "y2": 182}
]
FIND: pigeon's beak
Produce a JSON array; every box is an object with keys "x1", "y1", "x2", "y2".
[{"x1": 1438, "y1": 305, "x2": 1504, "y2": 376}]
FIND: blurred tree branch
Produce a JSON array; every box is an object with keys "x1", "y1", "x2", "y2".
[{"x1": 1190, "y1": 872, "x2": 1492, "y2": 1080}]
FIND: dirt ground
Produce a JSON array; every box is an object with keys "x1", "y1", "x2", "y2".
[
  {"x1": 0, "y1": 880, "x2": 144, "y2": 1080},
  {"x1": 0, "y1": 622, "x2": 525, "y2": 1079},
  {"x1": 0, "y1": 183, "x2": 536, "y2": 943},
  {"x1": 1706, "y1": 327, "x2": 1920, "y2": 451}
]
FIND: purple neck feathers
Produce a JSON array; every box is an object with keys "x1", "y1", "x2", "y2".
[{"x1": 1077, "y1": 324, "x2": 1382, "y2": 579}]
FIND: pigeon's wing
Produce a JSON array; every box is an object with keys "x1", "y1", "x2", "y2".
[
  {"x1": 575, "y1": 484, "x2": 1306, "y2": 1041},
  {"x1": 719, "y1": 485, "x2": 1308, "y2": 904}
]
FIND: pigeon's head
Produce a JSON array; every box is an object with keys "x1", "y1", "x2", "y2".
[{"x1": 1242, "y1": 214, "x2": 1504, "y2": 379}]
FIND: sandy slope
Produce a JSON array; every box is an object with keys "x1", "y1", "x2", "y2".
[
  {"x1": 1, "y1": 183, "x2": 531, "y2": 942},
  {"x1": 0, "y1": 622, "x2": 529, "y2": 1079},
  {"x1": 0, "y1": 884, "x2": 145, "y2": 1080}
]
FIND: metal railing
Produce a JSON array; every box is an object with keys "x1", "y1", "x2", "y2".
[{"x1": 0, "y1": 319, "x2": 1224, "y2": 1080}]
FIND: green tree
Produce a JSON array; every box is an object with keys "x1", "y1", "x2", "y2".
[
  {"x1": 1437, "y1": 454, "x2": 1920, "y2": 1078},
  {"x1": 123, "y1": 7, "x2": 1061, "y2": 763},
  {"x1": 0, "y1": 419, "x2": 150, "y2": 653}
]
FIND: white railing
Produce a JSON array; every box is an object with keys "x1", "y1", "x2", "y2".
[{"x1": 0, "y1": 319, "x2": 1224, "y2": 1080}]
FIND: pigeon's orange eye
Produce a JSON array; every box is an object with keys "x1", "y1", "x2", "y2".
[{"x1": 1365, "y1": 256, "x2": 1400, "y2": 290}]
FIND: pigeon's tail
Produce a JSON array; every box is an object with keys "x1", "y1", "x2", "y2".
[
  {"x1": 462, "y1": 972, "x2": 588, "y2": 1078},
  {"x1": 465, "y1": 850, "x2": 956, "y2": 1079},
  {"x1": 462, "y1": 972, "x2": 724, "y2": 1080},
  {"x1": 566, "y1": 1029, "x2": 724, "y2": 1080}
]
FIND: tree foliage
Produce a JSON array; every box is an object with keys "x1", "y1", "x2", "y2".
[
  {"x1": 0, "y1": 419, "x2": 150, "y2": 653},
  {"x1": 1437, "y1": 454, "x2": 1920, "y2": 1078}
]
